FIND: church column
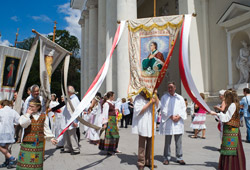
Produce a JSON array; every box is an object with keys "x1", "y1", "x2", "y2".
[
  {"x1": 98, "y1": 0, "x2": 106, "y2": 94},
  {"x1": 116, "y1": 0, "x2": 137, "y2": 98},
  {"x1": 106, "y1": 0, "x2": 117, "y2": 92},
  {"x1": 226, "y1": 31, "x2": 233, "y2": 86},
  {"x1": 78, "y1": 17, "x2": 85, "y2": 98},
  {"x1": 82, "y1": 10, "x2": 89, "y2": 94},
  {"x1": 87, "y1": 0, "x2": 98, "y2": 86}
]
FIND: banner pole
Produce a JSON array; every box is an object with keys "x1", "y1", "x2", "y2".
[
  {"x1": 154, "y1": 0, "x2": 156, "y2": 17},
  {"x1": 53, "y1": 21, "x2": 57, "y2": 42},
  {"x1": 151, "y1": 102, "x2": 155, "y2": 170}
]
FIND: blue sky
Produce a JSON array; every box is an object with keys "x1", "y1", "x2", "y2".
[{"x1": 0, "y1": 0, "x2": 81, "y2": 46}]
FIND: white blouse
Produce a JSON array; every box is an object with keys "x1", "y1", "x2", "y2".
[
  {"x1": 102, "y1": 100, "x2": 114, "y2": 124},
  {"x1": 19, "y1": 112, "x2": 55, "y2": 140},
  {"x1": 0, "y1": 106, "x2": 20, "y2": 143},
  {"x1": 217, "y1": 103, "x2": 236, "y2": 123}
]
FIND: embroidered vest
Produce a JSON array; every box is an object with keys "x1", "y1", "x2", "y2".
[
  {"x1": 23, "y1": 113, "x2": 46, "y2": 142},
  {"x1": 225, "y1": 110, "x2": 240, "y2": 128},
  {"x1": 108, "y1": 102, "x2": 116, "y2": 116}
]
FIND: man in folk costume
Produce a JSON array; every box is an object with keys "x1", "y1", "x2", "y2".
[
  {"x1": 23, "y1": 85, "x2": 45, "y2": 115},
  {"x1": 60, "y1": 86, "x2": 80, "y2": 155},
  {"x1": 132, "y1": 91, "x2": 159, "y2": 170},
  {"x1": 142, "y1": 42, "x2": 164, "y2": 75},
  {"x1": 159, "y1": 81, "x2": 187, "y2": 165}
]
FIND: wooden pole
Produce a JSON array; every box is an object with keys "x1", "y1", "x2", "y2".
[
  {"x1": 14, "y1": 28, "x2": 19, "y2": 47},
  {"x1": 154, "y1": 0, "x2": 156, "y2": 17},
  {"x1": 152, "y1": 1, "x2": 156, "y2": 169},
  {"x1": 151, "y1": 102, "x2": 155, "y2": 170},
  {"x1": 53, "y1": 21, "x2": 57, "y2": 42}
]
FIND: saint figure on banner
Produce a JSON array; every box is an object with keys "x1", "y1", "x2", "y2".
[
  {"x1": 2, "y1": 56, "x2": 19, "y2": 87},
  {"x1": 45, "y1": 49, "x2": 54, "y2": 84},
  {"x1": 6, "y1": 60, "x2": 15, "y2": 86},
  {"x1": 142, "y1": 42, "x2": 164, "y2": 76}
]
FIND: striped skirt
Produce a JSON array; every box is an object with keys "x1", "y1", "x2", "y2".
[
  {"x1": 99, "y1": 116, "x2": 120, "y2": 152},
  {"x1": 16, "y1": 142, "x2": 44, "y2": 170}
]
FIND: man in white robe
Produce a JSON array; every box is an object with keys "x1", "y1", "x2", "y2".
[
  {"x1": 132, "y1": 91, "x2": 159, "y2": 170},
  {"x1": 61, "y1": 86, "x2": 80, "y2": 155},
  {"x1": 160, "y1": 81, "x2": 187, "y2": 165}
]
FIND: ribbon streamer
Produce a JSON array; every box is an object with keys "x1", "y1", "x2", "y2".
[
  {"x1": 179, "y1": 15, "x2": 211, "y2": 112},
  {"x1": 57, "y1": 21, "x2": 126, "y2": 141}
]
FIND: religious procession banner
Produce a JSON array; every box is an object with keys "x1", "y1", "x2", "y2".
[
  {"x1": 128, "y1": 15, "x2": 183, "y2": 97},
  {"x1": 39, "y1": 34, "x2": 70, "y2": 102},
  {"x1": 0, "y1": 45, "x2": 29, "y2": 100}
]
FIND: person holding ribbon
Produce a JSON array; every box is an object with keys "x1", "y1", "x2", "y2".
[
  {"x1": 17, "y1": 98, "x2": 57, "y2": 170},
  {"x1": 210, "y1": 90, "x2": 246, "y2": 170}
]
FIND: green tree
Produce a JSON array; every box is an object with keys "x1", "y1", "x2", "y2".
[{"x1": 17, "y1": 30, "x2": 80, "y2": 99}]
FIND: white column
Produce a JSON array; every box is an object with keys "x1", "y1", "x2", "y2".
[
  {"x1": 116, "y1": 0, "x2": 137, "y2": 98},
  {"x1": 78, "y1": 17, "x2": 85, "y2": 98},
  {"x1": 98, "y1": 0, "x2": 106, "y2": 94},
  {"x1": 106, "y1": 0, "x2": 117, "y2": 92},
  {"x1": 82, "y1": 10, "x2": 89, "y2": 94},
  {"x1": 226, "y1": 31, "x2": 233, "y2": 86},
  {"x1": 87, "y1": 0, "x2": 98, "y2": 86}
]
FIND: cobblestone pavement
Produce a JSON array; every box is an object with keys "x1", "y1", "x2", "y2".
[{"x1": 1, "y1": 114, "x2": 249, "y2": 170}]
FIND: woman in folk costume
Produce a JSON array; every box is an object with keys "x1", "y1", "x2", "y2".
[
  {"x1": 17, "y1": 98, "x2": 57, "y2": 170},
  {"x1": 210, "y1": 90, "x2": 246, "y2": 170},
  {"x1": 86, "y1": 93, "x2": 102, "y2": 144},
  {"x1": 99, "y1": 91, "x2": 120, "y2": 155}
]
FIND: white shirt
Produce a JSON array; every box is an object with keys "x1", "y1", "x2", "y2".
[
  {"x1": 0, "y1": 106, "x2": 20, "y2": 143},
  {"x1": 63, "y1": 94, "x2": 80, "y2": 130},
  {"x1": 102, "y1": 100, "x2": 114, "y2": 124},
  {"x1": 217, "y1": 103, "x2": 236, "y2": 123},
  {"x1": 19, "y1": 112, "x2": 54, "y2": 140},
  {"x1": 159, "y1": 93, "x2": 187, "y2": 135},
  {"x1": 132, "y1": 94, "x2": 159, "y2": 138},
  {"x1": 23, "y1": 95, "x2": 45, "y2": 115}
]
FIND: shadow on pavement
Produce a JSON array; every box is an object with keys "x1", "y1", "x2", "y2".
[
  {"x1": 44, "y1": 148, "x2": 57, "y2": 160},
  {"x1": 203, "y1": 146, "x2": 220, "y2": 152},
  {"x1": 204, "y1": 161, "x2": 218, "y2": 169},
  {"x1": 116, "y1": 152, "x2": 138, "y2": 165},
  {"x1": 185, "y1": 130, "x2": 194, "y2": 134},
  {"x1": 76, "y1": 156, "x2": 109, "y2": 170}
]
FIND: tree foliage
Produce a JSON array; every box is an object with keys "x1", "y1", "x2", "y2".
[{"x1": 17, "y1": 30, "x2": 80, "y2": 99}]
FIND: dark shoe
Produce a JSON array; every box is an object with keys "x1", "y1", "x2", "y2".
[
  {"x1": 119, "y1": 126, "x2": 124, "y2": 128},
  {"x1": 145, "y1": 164, "x2": 157, "y2": 168},
  {"x1": 7, "y1": 158, "x2": 17, "y2": 169},
  {"x1": 163, "y1": 160, "x2": 169, "y2": 165},
  {"x1": 201, "y1": 137, "x2": 206, "y2": 139},
  {"x1": 177, "y1": 160, "x2": 186, "y2": 165},
  {"x1": 138, "y1": 166, "x2": 144, "y2": 170},
  {"x1": 60, "y1": 150, "x2": 71, "y2": 153},
  {"x1": 71, "y1": 152, "x2": 80, "y2": 155},
  {"x1": 0, "y1": 161, "x2": 8, "y2": 168},
  {"x1": 56, "y1": 146, "x2": 64, "y2": 149},
  {"x1": 190, "y1": 135, "x2": 197, "y2": 139}
]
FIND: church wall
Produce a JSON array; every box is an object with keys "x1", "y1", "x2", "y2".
[{"x1": 208, "y1": 0, "x2": 250, "y2": 95}]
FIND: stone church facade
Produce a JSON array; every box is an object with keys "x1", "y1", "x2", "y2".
[{"x1": 71, "y1": 0, "x2": 250, "y2": 100}]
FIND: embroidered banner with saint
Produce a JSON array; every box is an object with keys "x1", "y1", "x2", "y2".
[
  {"x1": 0, "y1": 45, "x2": 29, "y2": 100},
  {"x1": 128, "y1": 15, "x2": 183, "y2": 97}
]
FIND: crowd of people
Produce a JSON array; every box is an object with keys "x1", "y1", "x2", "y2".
[{"x1": 0, "y1": 82, "x2": 249, "y2": 170}]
